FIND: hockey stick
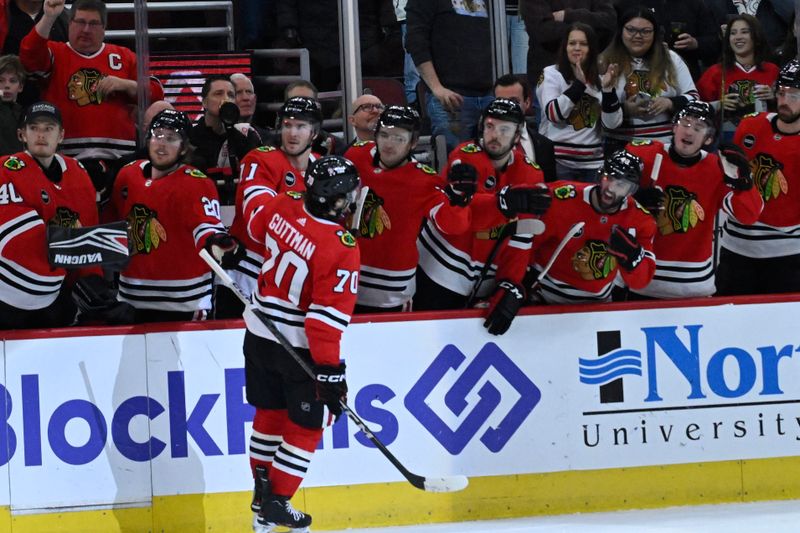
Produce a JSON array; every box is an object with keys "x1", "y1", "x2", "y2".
[
  {"x1": 199, "y1": 249, "x2": 469, "y2": 493},
  {"x1": 530, "y1": 221, "x2": 585, "y2": 292},
  {"x1": 650, "y1": 152, "x2": 663, "y2": 184}
]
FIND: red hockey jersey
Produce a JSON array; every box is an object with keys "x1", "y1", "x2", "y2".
[
  {"x1": 227, "y1": 145, "x2": 318, "y2": 298},
  {"x1": 19, "y1": 30, "x2": 164, "y2": 160},
  {"x1": 696, "y1": 62, "x2": 779, "y2": 125},
  {"x1": 532, "y1": 182, "x2": 656, "y2": 303},
  {"x1": 417, "y1": 142, "x2": 545, "y2": 298},
  {"x1": 725, "y1": 113, "x2": 800, "y2": 258},
  {"x1": 244, "y1": 193, "x2": 360, "y2": 364},
  {"x1": 110, "y1": 162, "x2": 225, "y2": 312},
  {"x1": 627, "y1": 140, "x2": 763, "y2": 298},
  {"x1": 344, "y1": 141, "x2": 473, "y2": 308},
  {"x1": 0, "y1": 152, "x2": 98, "y2": 309}
]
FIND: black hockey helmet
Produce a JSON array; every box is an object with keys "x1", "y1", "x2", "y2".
[
  {"x1": 148, "y1": 108, "x2": 191, "y2": 142},
  {"x1": 603, "y1": 149, "x2": 643, "y2": 186},
  {"x1": 279, "y1": 96, "x2": 323, "y2": 125},
  {"x1": 305, "y1": 156, "x2": 361, "y2": 221},
  {"x1": 777, "y1": 59, "x2": 800, "y2": 90},
  {"x1": 481, "y1": 98, "x2": 525, "y2": 126},
  {"x1": 673, "y1": 100, "x2": 715, "y2": 129},
  {"x1": 376, "y1": 105, "x2": 421, "y2": 135}
]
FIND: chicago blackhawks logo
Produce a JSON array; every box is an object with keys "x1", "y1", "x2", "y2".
[
  {"x1": 624, "y1": 70, "x2": 664, "y2": 99},
  {"x1": 68, "y1": 68, "x2": 105, "y2": 106},
  {"x1": 657, "y1": 185, "x2": 705, "y2": 235},
  {"x1": 553, "y1": 184, "x2": 576, "y2": 200},
  {"x1": 337, "y1": 229, "x2": 356, "y2": 248},
  {"x1": 460, "y1": 143, "x2": 481, "y2": 154},
  {"x1": 416, "y1": 162, "x2": 437, "y2": 175},
  {"x1": 50, "y1": 207, "x2": 81, "y2": 228},
  {"x1": 358, "y1": 189, "x2": 391, "y2": 239},
  {"x1": 127, "y1": 204, "x2": 167, "y2": 254},
  {"x1": 751, "y1": 153, "x2": 788, "y2": 201},
  {"x1": 256, "y1": 145, "x2": 276, "y2": 153},
  {"x1": 3, "y1": 156, "x2": 25, "y2": 171},
  {"x1": 568, "y1": 94, "x2": 600, "y2": 130},
  {"x1": 571, "y1": 240, "x2": 616, "y2": 281},
  {"x1": 184, "y1": 168, "x2": 207, "y2": 178}
]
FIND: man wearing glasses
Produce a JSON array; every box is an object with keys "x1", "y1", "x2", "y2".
[
  {"x1": 716, "y1": 60, "x2": 800, "y2": 296},
  {"x1": 19, "y1": 0, "x2": 163, "y2": 203},
  {"x1": 336, "y1": 94, "x2": 385, "y2": 155},
  {"x1": 625, "y1": 101, "x2": 763, "y2": 300}
]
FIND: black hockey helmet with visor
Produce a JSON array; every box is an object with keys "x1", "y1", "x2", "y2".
[
  {"x1": 279, "y1": 96, "x2": 323, "y2": 125},
  {"x1": 376, "y1": 105, "x2": 421, "y2": 135},
  {"x1": 600, "y1": 149, "x2": 643, "y2": 197},
  {"x1": 305, "y1": 156, "x2": 361, "y2": 221},
  {"x1": 777, "y1": 59, "x2": 800, "y2": 91},
  {"x1": 148, "y1": 108, "x2": 191, "y2": 143},
  {"x1": 673, "y1": 100, "x2": 715, "y2": 129}
]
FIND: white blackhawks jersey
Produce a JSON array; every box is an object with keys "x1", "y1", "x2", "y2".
[{"x1": 536, "y1": 65, "x2": 623, "y2": 170}]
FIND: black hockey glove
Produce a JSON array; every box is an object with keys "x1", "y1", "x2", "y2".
[
  {"x1": 497, "y1": 185, "x2": 552, "y2": 217},
  {"x1": 314, "y1": 363, "x2": 347, "y2": 419},
  {"x1": 607, "y1": 225, "x2": 645, "y2": 271},
  {"x1": 633, "y1": 186, "x2": 666, "y2": 216},
  {"x1": 443, "y1": 162, "x2": 478, "y2": 206},
  {"x1": 718, "y1": 142, "x2": 754, "y2": 191},
  {"x1": 483, "y1": 280, "x2": 525, "y2": 336},
  {"x1": 205, "y1": 233, "x2": 246, "y2": 269},
  {"x1": 72, "y1": 274, "x2": 136, "y2": 325}
]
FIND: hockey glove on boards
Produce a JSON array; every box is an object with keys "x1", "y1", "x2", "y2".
[
  {"x1": 444, "y1": 162, "x2": 478, "y2": 206},
  {"x1": 314, "y1": 363, "x2": 347, "y2": 419},
  {"x1": 718, "y1": 142, "x2": 754, "y2": 191},
  {"x1": 607, "y1": 225, "x2": 645, "y2": 271},
  {"x1": 497, "y1": 185, "x2": 552, "y2": 217},
  {"x1": 483, "y1": 280, "x2": 525, "y2": 335},
  {"x1": 633, "y1": 186, "x2": 665, "y2": 216},
  {"x1": 205, "y1": 233, "x2": 245, "y2": 269},
  {"x1": 72, "y1": 274, "x2": 136, "y2": 325}
]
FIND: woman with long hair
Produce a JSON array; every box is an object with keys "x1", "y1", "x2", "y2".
[
  {"x1": 601, "y1": 8, "x2": 698, "y2": 146},
  {"x1": 536, "y1": 22, "x2": 622, "y2": 182},
  {"x1": 697, "y1": 14, "x2": 778, "y2": 140}
]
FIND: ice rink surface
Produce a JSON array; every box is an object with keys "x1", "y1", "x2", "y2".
[{"x1": 326, "y1": 500, "x2": 800, "y2": 533}]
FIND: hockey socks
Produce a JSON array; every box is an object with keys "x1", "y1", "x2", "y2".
[
  {"x1": 249, "y1": 408, "x2": 287, "y2": 477},
  {"x1": 269, "y1": 420, "x2": 323, "y2": 497}
]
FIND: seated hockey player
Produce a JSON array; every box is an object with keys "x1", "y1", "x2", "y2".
[
  {"x1": 344, "y1": 105, "x2": 479, "y2": 313},
  {"x1": 217, "y1": 96, "x2": 323, "y2": 318},
  {"x1": 109, "y1": 109, "x2": 242, "y2": 323},
  {"x1": 626, "y1": 101, "x2": 763, "y2": 299},
  {"x1": 243, "y1": 156, "x2": 360, "y2": 533},
  {"x1": 530, "y1": 149, "x2": 656, "y2": 304},
  {"x1": 414, "y1": 98, "x2": 552, "y2": 335},
  {"x1": 0, "y1": 101, "x2": 111, "y2": 328}
]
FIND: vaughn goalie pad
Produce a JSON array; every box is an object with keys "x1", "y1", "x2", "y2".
[{"x1": 47, "y1": 221, "x2": 130, "y2": 270}]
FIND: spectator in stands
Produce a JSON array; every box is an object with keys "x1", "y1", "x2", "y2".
[
  {"x1": 336, "y1": 94, "x2": 384, "y2": 154},
  {"x1": 0, "y1": 54, "x2": 24, "y2": 155},
  {"x1": 188, "y1": 74, "x2": 261, "y2": 204},
  {"x1": 284, "y1": 79, "x2": 318, "y2": 100},
  {"x1": 231, "y1": 72, "x2": 269, "y2": 141},
  {"x1": 406, "y1": 0, "x2": 495, "y2": 153},
  {"x1": 696, "y1": 14, "x2": 778, "y2": 142},
  {"x1": 602, "y1": 7, "x2": 698, "y2": 148},
  {"x1": 520, "y1": 0, "x2": 616, "y2": 89},
  {"x1": 493, "y1": 74, "x2": 557, "y2": 183},
  {"x1": 708, "y1": 0, "x2": 793, "y2": 55},
  {"x1": 394, "y1": 0, "x2": 420, "y2": 104},
  {"x1": 776, "y1": 13, "x2": 797, "y2": 66},
  {"x1": 18, "y1": 0, "x2": 164, "y2": 204},
  {"x1": 2, "y1": 0, "x2": 68, "y2": 56},
  {"x1": 536, "y1": 23, "x2": 622, "y2": 182},
  {"x1": 506, "y1": 0, "x2": 529, "y2": 75},
  {"x1": 613, "y1": 0, "x2": 719, "y2": 80}
]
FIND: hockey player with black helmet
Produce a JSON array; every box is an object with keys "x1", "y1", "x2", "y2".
[
  {"x1": 109, "y1": 108, "x2": 241, "y2": 322},
  {"x1": 717, "y1": 59, "x2": 800, "y2": 295},
  {"x1": 344, "y1": 105, "x2": 481, "y2": 312},
  {"x1": 415, "y1": 98, "x2": 551, "y2": 335},
  {"x1": 242, "y1": 155, "x2": 360, "y2": 532},
  {"x1": 625, "y1": 100, "x2": 763, "y2": 299},
  {"x1": 218, "y1": 96, "x2": 325, "y2": 318},
  {"x1": 528, "y1": 149, "x2": 657, "y2": 303}
]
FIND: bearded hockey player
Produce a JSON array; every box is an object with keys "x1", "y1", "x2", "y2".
[
  {"x1": 243, "y1": 156, "x2": 360, "y2": 533},
  {"x1": 530, "y1": 150, "x2": 656, "y2": 303},
  {"x1": 109, "y1": 109, "x2": 241, "y2": 323},
  {"x1": 626, "y1": 101, "x2": 763, "y2": 299},
  {"x1": 0, "y1": 101, "x2": 101, "y2": 328},
  {"x1": 218, "y1": 96, "x2": 323, "y2": 318},
  {"x1": 716, "y1": 59, "x2": 800, "y2": 295},
  {"x1": 344, "y1": 105, "x2": 480, "y2": 312},
  {"x1": 415, "y1": 98, "x2": 551, "y2": 335}
]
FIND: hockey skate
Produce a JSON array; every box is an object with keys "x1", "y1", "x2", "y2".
[{"x1": 256, "y1": 494, "x2": 312, "y2": 533}]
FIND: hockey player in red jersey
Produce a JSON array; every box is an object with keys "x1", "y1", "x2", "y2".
[
  {"x1": 626, "y1": 101, "x2": 763, "y2": 298},
  {"x1": 717, "y1": 59, "x2": 800, "y2": 295},
  {"x1": 415, "y1": 98, "x2": 552, "y2": 334},
  {"x1": 19, "y1": 0, "x2": 164, "y2": 197},
  {"x1": 243, "y1": 156, "x2": 360, "y2": 532},
  {"x1": 217, "y1": 96, "x2": 324, "y2": 318},
  {"x1": 110, "y1": 109, "x2": 241, "y2": 323},
  {"x1": 530, "y1": 150, "x2": 657, "y2": 303},
  {"x1": 344, "y1": 105, "x2": 479, "y2": 312},
  {"x1": 0, "y1": 101, "x2": 105, "y2": 328}
]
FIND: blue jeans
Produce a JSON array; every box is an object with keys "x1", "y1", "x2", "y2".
[
  {"x1": 507, "y1": 14, "x2": 528, "y2": 75},
  {"x1": 238, "y1": 0, "x2": 270, "y2": 48},
  {"x1": 426, "y1": 91, "x2": 494, "y2": 154},
  {"x1": 401, "y1": 24, "x2": 420, "y2": 104}
]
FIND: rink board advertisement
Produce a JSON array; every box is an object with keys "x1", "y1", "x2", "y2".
[{"x1": 1, "y1": 299, "x2": 800, "y2": 511}]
